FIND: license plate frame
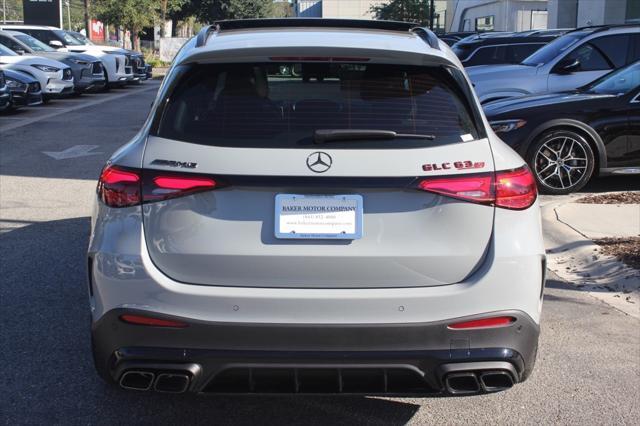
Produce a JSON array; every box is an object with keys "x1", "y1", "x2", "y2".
[{"x1": 274, "y1": 194, "x2": 363, "y2": 240}]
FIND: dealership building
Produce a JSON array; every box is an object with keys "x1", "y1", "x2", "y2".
[
  {"x1": 445, "y1": 0, "x2": 640, "y2": 32},
  {"x1": 294, "y1": 0, "x2": 640, "y2": 33}
]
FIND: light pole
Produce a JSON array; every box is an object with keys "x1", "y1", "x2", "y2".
[
  {"x1": 2, "y1": 0, "x2": 6, "y2": 25},
  {"x1": 65, "y1": 1, "x2": 72, "y2": 30},
  {"x1": 429, "y1": 0, "x2": 435, "y2": 30}
]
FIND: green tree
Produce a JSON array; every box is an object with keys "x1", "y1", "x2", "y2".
[
  {"x1": 159, "y1": 0, "x2": 186, "y2": 37},
  {"x1": 1, "y1": 0, "x2": 23, "y2": 23},
  {"x1": 370, "y1": 0, "x2": 434, "y2": 26},
  {"x1": 93, "y1": 0, "x2": 159, "y2": 50},
  {"x1": 190, "y1": 0, "x2": 275, "y2": 23},
  {"x1": 62, "y1": 0, "x2": 88, "y2": 31}
]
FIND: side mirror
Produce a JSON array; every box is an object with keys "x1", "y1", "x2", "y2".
[
  {"x1": 49, "y1": 40, "x2": 64, "y2": 48},
  {"x1": 554, "y1": 58, "x2": 581, "y2": 74},
  {"x1": 14, "y1": 48, "x2": 25, "y2": 55}
]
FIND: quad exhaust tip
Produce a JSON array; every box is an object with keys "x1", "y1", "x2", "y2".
[
  {"x1": 119, "y1": 371, "x2": 155, "y2": 391},
  {"x1": 154, "y1": 373, "x2": 191, "y2": 393},
  {"x1": 445, "y1": 372, "x2": 480, "y2": 395},
  {"x1": 119, "y1": 370, "x2": 191, "y2": 393},
  {"x1": 445, "y1": 370, "x2": 514, "y2": 395},
  {"x1": 479, "y1": 370, "x2": 514, "y2": 392}
]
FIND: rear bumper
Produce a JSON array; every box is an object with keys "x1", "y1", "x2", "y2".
[
  {"x1": 92, "y1": 308, "x2": 539, "y2": 395},
  {"x1": 89, "y1": 198, "x2": 546, "y2": 394}
]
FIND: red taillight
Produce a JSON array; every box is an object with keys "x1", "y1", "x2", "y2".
[
  {"x1": 416, "y1": 166, "x2": 536, "y2": 210},
  {"x1": 120, "y1": 314, "x2": 188, "y2": 328},
  {"x1": 97, "y1": 165, "x2": 141, "y2": 208},
  {"x1": 448, "y1": 316, "x2": 516, "y2": 330},
  {"x1": 145, "y1": 175, "x2": 220, "y2": 202},
  {"x1": 153, "y1": 176, "x2": 217, "y2": 191},
  {"x1": 495, "y1": 166, "x2": 537, "y2": 210},
  {"x1": 418, "y1": 174, "x2": 494, "y2": 205},
  {"x1": 97, "y1": 165, "x2": 224, "y2": 207}
]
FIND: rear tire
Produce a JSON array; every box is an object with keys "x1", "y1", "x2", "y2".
[{"x1": 527, "y1": 129, "x2": 595, "y2": 195}]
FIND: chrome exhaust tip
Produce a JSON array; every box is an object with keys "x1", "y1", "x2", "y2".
[
  {"x1": 445, "y1": 372, "x2": 480, "y2": 395},
  {"x1": 154, "y1": 373, "x2": 191, "y2": 393},
  {"x1": 479, "y1": 370, "x2": 514, "y2": 392},
  {"x1": 119, "y1": 370, "x2": 155, "y2": 391}
]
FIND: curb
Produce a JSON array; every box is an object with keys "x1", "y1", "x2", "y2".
[{"x1": 540, "y1": 195, "x2": 640, "y2": 319}]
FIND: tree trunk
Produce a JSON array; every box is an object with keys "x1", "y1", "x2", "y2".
[
  {"x1": 160, "y1": 0, "x2": 168, "y2": 38},
  {"x1": 133, "y1": 28, "x2": 140, "y2": 52},
  {"x1": 83, "y1": 0, "x2": 90, "y2": 40}
]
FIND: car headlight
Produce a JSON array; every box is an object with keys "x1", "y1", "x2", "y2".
[
  {"x1": 489, "y1": 119, "x2": 527, "y2": 134},
  {"x1": 32, "y1": 64, "x2": 60, "y2": 72},
  {"x1": 69, "y1": 58, "x2": 90, "y2": 66},
  {"x1": 6, "y1": 78, "x2": 27, "y2": 89}
]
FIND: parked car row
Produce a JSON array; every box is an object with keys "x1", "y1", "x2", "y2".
[
  {"x1": 0, "y1": 25, "x2": 152, "y2": 112},
  {"x1": 451, "y1": 29, "x2": 569, "y2": 67},
  {"x1": 444, "y1": 24, "x2": 640, "y2": 194}
]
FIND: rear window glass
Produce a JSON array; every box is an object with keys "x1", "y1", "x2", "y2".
[{"x1": 154, "y1": 63, "x2": 482, "y2": 149}]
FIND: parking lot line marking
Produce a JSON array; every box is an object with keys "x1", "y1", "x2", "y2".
[
  {"x1": 0, "y1": 84, "x2": 159, "y2": 133},
  {"x1": 43, "y1": 145, "x2": 103, "y2": 160}
]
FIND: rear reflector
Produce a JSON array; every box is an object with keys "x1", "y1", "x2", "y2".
[
  {"x1": 120, "y1": 314, "x2": 188, "y2": 328},
  {"x1": 448, "y1": 316, "x2": 516, "y2": 330},
  {"x1": 416, "y1": 166, "x2": 537, "y2": 210}
]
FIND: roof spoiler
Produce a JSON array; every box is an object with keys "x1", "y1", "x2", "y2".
[{"x1": 194, "y1": 18, "x2": 440, "y2": 50}]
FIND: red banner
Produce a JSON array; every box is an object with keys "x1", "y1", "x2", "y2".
[{"x1": 90, "y1": 19, "x2": 105, "y2": 41}]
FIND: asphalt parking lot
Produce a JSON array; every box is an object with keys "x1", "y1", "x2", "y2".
[{"x1": 1, "y1": 81, "x2": 639, "y2": 424}]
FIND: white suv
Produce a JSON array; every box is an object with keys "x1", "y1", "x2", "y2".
[
  {"x1": 0, "y1": 43, "x2": 74, "y2": 98},
  {"x1": 468, "y1": 25, "x2": 640, "y2": 103},
  {"x1": 0, "y1": 25, "x2": 133, "y2": 86},
  {"x1": 89, "y1": 19, "x2": 545, "y2": 396}
]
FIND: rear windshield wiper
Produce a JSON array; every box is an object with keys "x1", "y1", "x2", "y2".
[{"x1": 313, "y1": 129, "x2": 435, "y2": 144}]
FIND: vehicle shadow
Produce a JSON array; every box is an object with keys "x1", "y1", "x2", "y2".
[
  {"x1": 579, "y1": 175, "x2": 640, "y2": 193},
  {"x1": 0, "y1": 217, "x2": 420, "y2": 424}
]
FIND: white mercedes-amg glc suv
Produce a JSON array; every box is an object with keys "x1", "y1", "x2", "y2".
[{"x1": 89, "y1": 19, "x2": 545, "y2": 396}]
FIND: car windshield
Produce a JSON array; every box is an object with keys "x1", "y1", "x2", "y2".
[
  {"x1": 585, "y1": 61, "x2": 640, "y2": 95},
  {"x1": 154, "y1": 62, "x2": 482, "y2": 149},
  {"x1": 0, "y1": 43, "x2": 17, "y2": 56},
  {"x1": 52, "y1": 29, "x2": 84, "y2": 46},
  {"x1": 68, "y1": 31, "x2": 94, "y2": 45},
  {"x1": 521, "y1": 32, "x2": 588, "y2": 66},
  {"x1": 14, "y1": 34, "x2": 55, "y2": 52}
]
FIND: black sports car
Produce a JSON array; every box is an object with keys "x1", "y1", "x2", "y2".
[{"x1": 485, "y1": 61, "x2": 640, "y2": 194}]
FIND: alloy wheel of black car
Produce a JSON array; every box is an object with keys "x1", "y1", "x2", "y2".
[{"x1": 528, "y1": 130, "x2": 595, "y2": 195}]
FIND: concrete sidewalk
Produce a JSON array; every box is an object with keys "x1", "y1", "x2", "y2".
[
  {"x1": 556, "y1": 203, "x2": 639, "y2": 239},
  {"x1": 541, "y1": 195, "x2": 640, "y2": 318}
]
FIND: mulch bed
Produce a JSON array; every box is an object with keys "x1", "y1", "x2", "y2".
[
  {"x1": 577, "y1": 192, "x2": 640, "y2": 204},
  {"x1": 593, "y1": 237, "x2": 640, "y2": 270}
]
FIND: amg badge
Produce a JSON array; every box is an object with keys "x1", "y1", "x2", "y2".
[{"x1": 150, "y1": 159, "x2": 198, "y2": 169}]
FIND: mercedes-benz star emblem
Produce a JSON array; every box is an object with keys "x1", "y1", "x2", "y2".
[{"x1": 306, "y1": 151, "x2": 332, "y2": 173}]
